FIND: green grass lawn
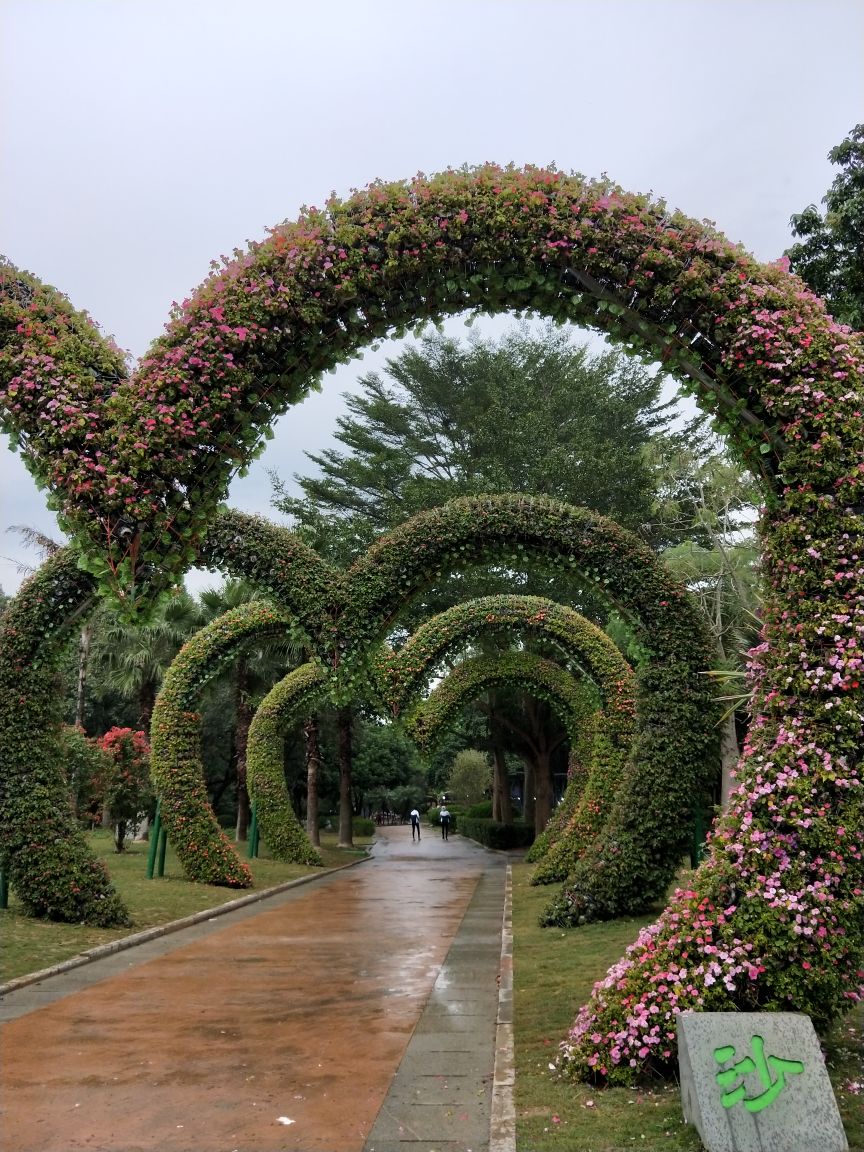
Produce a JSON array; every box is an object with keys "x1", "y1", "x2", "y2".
[
  {"x1": 511, "y1": 861, "x2": 864, "y2": 1151},
  {"x1": 0, "y1": 828, "x2": 370, "y2": 985}
]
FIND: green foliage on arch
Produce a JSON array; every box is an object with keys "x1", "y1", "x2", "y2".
[
  {"x1": 1, "y1": 162, "x2": 862, "y2": 1079},
  {"x1": 149, "y1": 601, "x2": 319, "y2": 885},
  {"x1": 0, "y1": 553, "x2": 129, "y2": 924},
  {"x1": 372, "y1": 594, "x2": 636, "y2": 740},
  {"x1": 371, "y1": 593, "x2": 638, "y2": 883},
  {"x1": 244, "y1": 663, "x2": 328, "y2": 864},
  {"x1": 404, "y1": 651, "x2": 598, "y2": 754},
  {"x1": 4, "y1": 165, "x2": 856, "y2": 607},
  {"x1": 0, "y1": 509, "x2": 334, "y2": 915}
]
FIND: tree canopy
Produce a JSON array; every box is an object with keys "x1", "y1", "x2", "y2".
[
  {"x1": 273, "y1": 325, "x2": 690, "y2": 547},
  {"x1": 786, "y1": 122, "x2": 864, "y2": 330}
]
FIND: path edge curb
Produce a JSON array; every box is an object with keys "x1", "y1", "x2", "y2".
[
  {"x1": 0, "y1": 853, "x2": 370, "y2": 997},
  {"x1": 490, "y1": 862, "x2": 516, "y2": 1152}
]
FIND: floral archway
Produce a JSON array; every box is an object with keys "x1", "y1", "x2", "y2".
[{"x1": 0, "y1": 164, "x2": 860, "y2": 1080}]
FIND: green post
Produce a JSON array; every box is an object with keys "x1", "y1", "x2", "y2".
[
  {"x1": 146, "y1": 800, "x2": 162, "y2": 879},
  {"x1": 156, "y1": 824, "x2": 168, "y2": 878},
  {"x1": 248, "y1": 803, "x2": 259, "y2": 859},
  {"x1": 0, "y1": 869, "x2": 8, "y2": 910}
]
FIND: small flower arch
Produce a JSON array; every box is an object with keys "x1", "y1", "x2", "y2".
[{"x1": 404, "y1": 651, "x2": 597, "y2": 753}]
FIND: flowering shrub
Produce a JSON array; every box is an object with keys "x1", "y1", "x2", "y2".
[{"x1": 95, "y1": 726, "x2": 151, "y2": 852}]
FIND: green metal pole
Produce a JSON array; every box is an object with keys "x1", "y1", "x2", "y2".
[
  {"x1": 691, "y1": 807, "x2": 705, "y2": 868},
  {"x1": 157, "y1": 826, "x2": 168, "y2": 877},
  {"x1": 248, "y1": 803, "x2": 258, "y2": 859},
  {"x1": 0, "y1": 869, "x2": 8, "y2": 910},
  {"x1": 146, "y1": 800, "x2": 162, "y2": 879}
]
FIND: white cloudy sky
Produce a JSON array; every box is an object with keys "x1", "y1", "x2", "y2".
[{"x1": 1, "y1": 0, "x2": 862, "y2": 595}]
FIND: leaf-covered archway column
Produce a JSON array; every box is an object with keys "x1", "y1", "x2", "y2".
[
  {"x1": 150, "y1": 602, "x2": 324, "y2": 884},
  {"x1": 0, "y1": 553, "x2": 129, "y2": 924},
  {"x1": 2, "y1": 167, "x2": 862, "y2": 1064},
  {"x1": 0, "y1": 510, "x2": 337, "y2": 919}
]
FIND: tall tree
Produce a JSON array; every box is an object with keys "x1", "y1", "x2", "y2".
[
  {"x1": 275, "y1": 325, "x2": 687, "y2": 543},
  {"x1": 786, "y1": 122, "x2": 864, "y2": 330}
]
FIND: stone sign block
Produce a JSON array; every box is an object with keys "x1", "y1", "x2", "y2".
[{"x1": 677, "y1": 1011, "x2": 848, "y2": 1152}]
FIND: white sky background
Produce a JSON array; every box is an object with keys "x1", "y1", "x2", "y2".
[{"x1": 1, "y1": 0, "x2": 862, "y2": 595}]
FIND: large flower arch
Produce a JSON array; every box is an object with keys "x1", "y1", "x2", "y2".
[{"x1": 0, "y1": 164, "x2": 861, "y2": 1079}]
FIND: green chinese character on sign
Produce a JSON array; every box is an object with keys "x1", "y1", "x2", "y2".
[{"x1": 714, "y1": 1035, "x2": 804, "y2": 1113}]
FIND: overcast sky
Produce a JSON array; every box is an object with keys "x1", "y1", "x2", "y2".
[{"x1": 1, "y1": 0, "x2": 862, "y2": 595}]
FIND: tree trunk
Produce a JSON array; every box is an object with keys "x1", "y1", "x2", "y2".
[
  {"x1": 533, "y1": 750, "x2": 553, "y2": 835},
  {"x1": 233, "y1": 661, "x2": 252, "y2": 842},
  {"x1": 719, "y1": 708, "x2": 740, "y2": 811},
  {"x1": 304, "y1": 713, "x2": 322, "y2": 847},
  {"x1": 74, "y1": 621, "x2": 93, "y2": 729},
  {"x1": 138, "y1": 681, "x2": 157, "y2": 735},
  {"x1": 337, "y1": 706, "x2": 354, "y2": 848},
  {"x1": 522, "y1": 760, "x2": 535, "y2": 830},
  {"x1": 492, "y1": 743, "x2": 513, "y2": 824}
]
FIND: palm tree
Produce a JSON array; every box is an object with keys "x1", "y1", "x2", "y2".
[{"x1": 93, "y1": 588, "x2": 203, "y2": 731}]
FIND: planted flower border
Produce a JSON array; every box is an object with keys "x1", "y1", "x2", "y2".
[{"x1": 0, "y1": 164, "x2": 860, "y2": 1077}]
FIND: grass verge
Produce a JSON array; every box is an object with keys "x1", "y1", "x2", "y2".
[
  {"x1": 0, "y1": 828, "x2": 370, "y2": 984},
  {"x1": 511, "y1": 861, "x2": 863, "y2": 1152}
]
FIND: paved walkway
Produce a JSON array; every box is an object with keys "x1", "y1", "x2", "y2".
[{"x1": 0, "y1": 827, "x2": 512, "y2": 1152}]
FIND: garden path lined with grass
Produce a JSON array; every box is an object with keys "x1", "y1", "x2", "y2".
[
  {"x1": 1, "y1": 835, "x2": 860, "y2": 1149},
  {"x1": 510, "y1": 861, "x2": 863, "y2": 1151}
]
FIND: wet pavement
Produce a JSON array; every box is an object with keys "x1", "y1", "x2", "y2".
[{"x1": 0, "y1": 826, "x2": 510, "y2": 1152}]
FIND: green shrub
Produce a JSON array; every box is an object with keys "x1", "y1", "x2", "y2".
[
  {"x1": 467, "y1": 799, "x2": 494, "y2": 818},
  {"x1": 352, "y1": 816, "x2": 375, "y2": 836},
  {"x1": 459, "y1": 817, "x2": 535, "y2": 850}
]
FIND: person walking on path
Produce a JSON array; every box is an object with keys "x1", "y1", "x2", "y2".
[
  {"x1": 440, "y1": 806, "x2": 451, "y2": 840},
  {"x1": 410, "y1": 808, "x2": 421, "y2": 841}
]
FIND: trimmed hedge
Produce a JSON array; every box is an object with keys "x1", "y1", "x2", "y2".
[{"x1": 459, "y1": 817, "x2": 535, "y2": 850}]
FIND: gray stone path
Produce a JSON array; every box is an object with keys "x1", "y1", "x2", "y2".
[{"x1": 364, "y1": 867, "x2": 508, "y2": 1152}]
